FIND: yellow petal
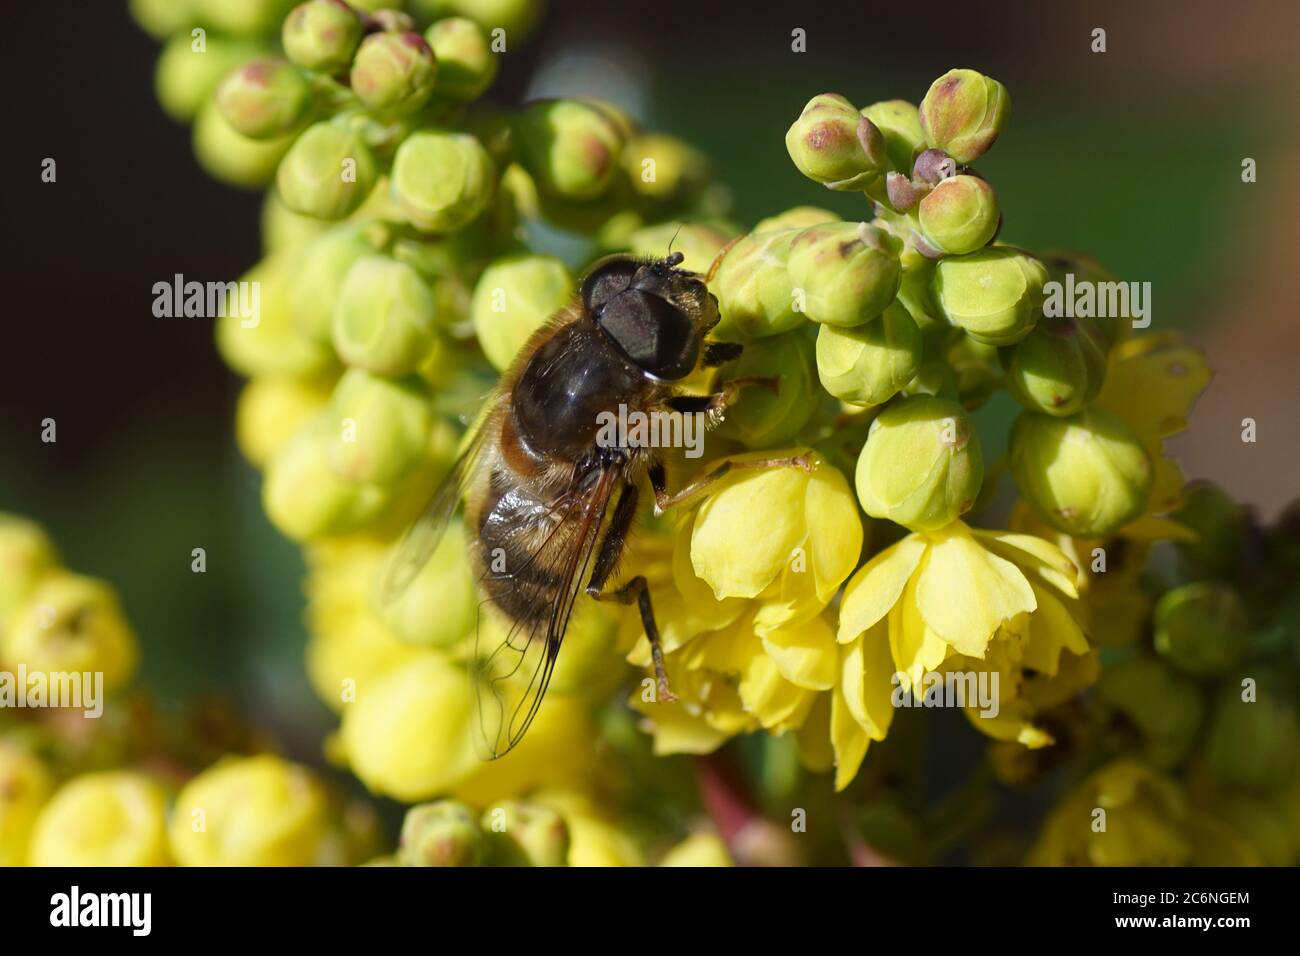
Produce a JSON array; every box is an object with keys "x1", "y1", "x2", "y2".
[
  {"x1": 761, "y1": 615, "x2": 837, "y2": 691},
  {"x1": 831, "y1": 683, "x2": 871, "y2": 791},
  {"x1": 1022, "y1": 582, "x2": 1090, "y2": 676},
  {"x1": 840, "y1": 622, "x2": 895, "y2": 739},
  {"x1": 804, "y1": 462, "x2": 865, "y2": 602},
  {"x1": 889, "y1": 571, "x2": 953, "y2": 688},
  {"x1": 796, "y1": 693, "x2": 834, "y2": 773},
  {"x1": 915, "y1": 526, "x2": 1035, "y2": 657},
  {"x1": 690, "y1": 462, "x2": 807, "y2": 600},
  {"x1": 837, "y1": 535, "x2": 927, "y2": 643},
  {"x1": 969, "y1": 528, "x2": 1079, "y2": 599},
  {"x1": 738, "y1": 653, "x2": 812, "y2": 729}
]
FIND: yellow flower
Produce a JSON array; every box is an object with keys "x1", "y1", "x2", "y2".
[
  {"x1": 1029, "y1": 759, "x2": 1258, "y2": 866},
  {"x1": 339, "y1": 650, "x2": 601, "y2": 804},
  {"x1": 0, "y1": 741, "x2": 52, "y2": 866},
  {"x1": 687, "y1": 449, "x2": 862, "y2": 633},
  {"x1": 834, "y1": 520, "x2": 1090, "y2": 788},
  {"x1": 2, "y1": 571, "x2": 138, "y2": 693},
  {"x1": 627, "y1": 450, "x2": 861, "y2": 755},
  {"x1": 170, "y1": 755, "x2": 328, "y2": 866},
  {"x1": 29, "y1": 771, "x2": 170, "y2": 866}
]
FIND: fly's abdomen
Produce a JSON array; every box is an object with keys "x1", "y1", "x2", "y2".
[{"x1": 472, "y1": 470, "x2": 568, "y2": 627}]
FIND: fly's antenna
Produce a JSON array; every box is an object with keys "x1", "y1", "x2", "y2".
[{"x1": 666, "y1": 223, "x2": 684, "y2": 268}]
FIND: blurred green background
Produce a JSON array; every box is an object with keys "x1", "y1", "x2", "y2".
[{"x1": 3, "y1": 0, "x2": 1295, "y2": 772}]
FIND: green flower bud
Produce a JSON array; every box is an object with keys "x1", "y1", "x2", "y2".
[
  {"x1": 512, "y1": 99, "x2": 627, "y2": 201},
  {"x1": 786, "y1": 222, "x2": 902, "y2": 328},
  {"x1": 0, "y1": 515, "x2": 58, "y2": 629},
  {"x1": 855, "y1": 395, "x2": 983, "y2": 531},
  {"x1": 399, "y1": 801, "x2": 484, "y2": 867},
  {"x1": 946, "y1": 334, "x2": 1002, "y2": 410},
  {"x1": 216, "y1": 58, "x2": 312, "y2": 140},
  {"x1": 290, "y1": 224, "x2": 380, "y2": 342},
  {"x1": 626, "y1": 221, "x2": 736, "y2": 275},
  {"x1": 1034, "y1": 248, "x2": 1128, "y2": 348},
  {"x1": 917, "y1": 174, "x2": 999, "y2": 256},
  {"x1": 263, "y1": 416, "x2": 389, "y2": 540},
  {"x1": 931, "y1": 247, "x2": 1047, "y2": 346},
  {"x1": 332, "y1": 255, "x2": 438, "y2": 375},
  {"x1": 481, "y1": 800, "x2": 570, "y2": 866},
  {"x1": 815, "y1": 302, "x2": 921, "y2": 406},
  {"x1": 236, "y1": 375, "x2": 331, "y2": 468},
  {"x1": 1205, "y1": 678, "x2": 1300, "y2": 791},
  {"x1": 470, "y1": 254, "x2": 573, "y2": 370},
  {"x1": 283, "y1": 0, "x2": 364, "y2": 72},
  {"x1": 716, "y1": 330, "x2": 820, "y2": 448},
  {"x1": 350, "y1": 31, "x2": 437, "y2": 115},
  {"x1": 130, "y1": 0, "x2": 198, "y2": 40},
  {"x1": 194, "y1": 0, "x2": 290, "y2": 35},
  {"x1": 261, "y1": 192, "x2": 329, "y2": 252},
  {"x1": 217, "y1": 249, "x2": 335, "y2": 378},
  {"x1": 710, "y1": 229, "x2": 803, "y2": 340},
  {"x1": 1153, "y1": 583, "x2": 1248, "y2": 677},
  {"x1": 325, "y1": 370, "x2": 433, "y2": 484},
  {"x1": 391, "y1": 130, "x2": 496, "y2": 233},
  {"x1": 752, "y1": 206, "x2": 838, "y2": 235},
  {"x1": 785, "y1": 93, "x2": 886, "y2": 190},
  {"x1": 623, "y1": 133, "x2": 711, "y2": 208},
  {"x1": 154, "y1": 33, "x2": 259, "y2": 123},
  {"x1": 193, "y1": 102, "x2": 295, "y2": 189},
  {"x1": 1009, "y1": 408, "x2": 1152, "y2": 537},
  {"x1": 276, "y1": 120, "x2": 378, "y2": 219},
  {"x1": 918, "y1": 68, "x2": 1009, "y2": 164},
  {"x1": 410, "y1": 0, "x2": 542, "y2": 39},
  {"x1": 1173, "y1": 482, "x2": 1248, "y2": 577},
  {"x1": 426, "y1": 17, "x2": 498, "y2": 100},
  {"x1": 1002, "y1": 313, "x2": 1107, "y2": 416},
  {"x1": 900, "y1": 358, "x2": 959, "y2": 401},
  {"x1": 860, "y1": 99, "x2": 925, "y2": 174},
  {"x1": 1097, "y1": 656, "x2": 1205, "y2": 770}
]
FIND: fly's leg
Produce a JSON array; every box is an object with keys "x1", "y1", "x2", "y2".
[
  {"x1": 664, "y1": 376, "x2": 780, "y2": 428},
  {"x1": 584, "y1": 483, "x2": 677, "y2": 702},
  {"x1": 647, "y1": 452, "x2": 815, "y2": 516}
]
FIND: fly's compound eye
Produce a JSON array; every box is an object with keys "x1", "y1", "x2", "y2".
[
  {"x1": 581, "y1": 258, "x2": 641, "y2": 313},
  {"x1": 597, "y1": 288, "x2": 701, "y2": 380}
]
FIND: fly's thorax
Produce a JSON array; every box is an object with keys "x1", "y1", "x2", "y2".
[{"x1": 510, "y1": 320, "x2": 657, "y2": 461}]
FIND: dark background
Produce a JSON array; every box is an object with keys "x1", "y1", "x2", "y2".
[{"x1": 2, "y1": 0, "x2": 1297, "y2": 765}]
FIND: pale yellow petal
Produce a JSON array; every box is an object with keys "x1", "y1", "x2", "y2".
[
  {"x1": 761, "y1": 615, "x2": 837, "y2": 691},
  {"x1": 915, "y1": 527, "x2": 1035, "y2": 657},
  {"x1": 836, "y1": 535, "x2": 927, "y2": 643}
]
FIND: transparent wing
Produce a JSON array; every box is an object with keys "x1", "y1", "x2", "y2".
[
  {"x1": 470, "y1": 463, "x2": 625, "y2": 759},
  {"x1": 379, "y1": 413, "x2": 492, "y2": 607}
]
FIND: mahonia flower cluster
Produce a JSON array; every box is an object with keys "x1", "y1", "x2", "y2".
[
  {"x1": 126, "y1": 1, "x2": 1300, "y2": 865},
  {"x1": 0, "y1": 515, "x2": 380, "y2": 866}
]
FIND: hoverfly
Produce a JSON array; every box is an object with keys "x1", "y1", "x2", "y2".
[{"x1": 382, "y1": 251, "x2": 811, "y2": 758}]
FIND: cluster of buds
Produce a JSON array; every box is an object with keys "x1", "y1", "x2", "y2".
[{"x1": 0, "y1": 515, "x2": 380, "y2": 866}]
